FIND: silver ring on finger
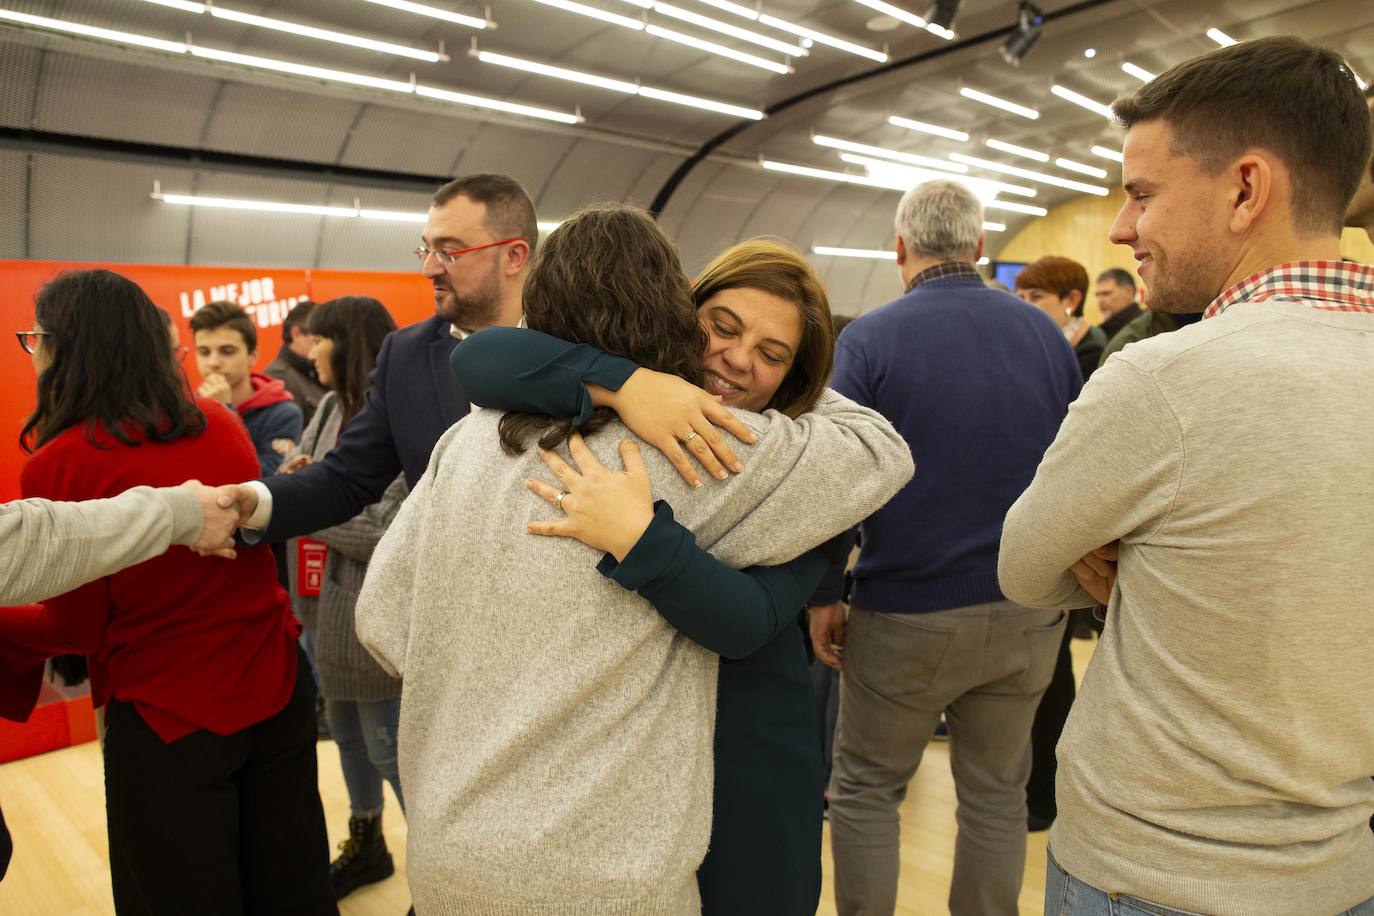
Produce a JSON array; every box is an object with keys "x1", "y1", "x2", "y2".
[
  {"x1": 556, "y1": 491, "x2": 568, "y2": 511},
  {"x1": 681, "y1": 431, "x2": 699, "y2": 445}
]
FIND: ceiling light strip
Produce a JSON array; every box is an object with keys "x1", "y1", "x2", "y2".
[
  {"x1": 950, "y1": 153, "x2": 1109, "y2": 196},
  {"x1": 983, "y1": 221, "x2": 1006, "y2": 232},
  {"x1": 985, "y1": 138, "x2": 1049, "y2": 162},
  {"x1": 812, "y1": 134, "x2": 968, "y2": 173},
  {"x1": 758, "y1": 15, "x2": 887, "y2": 62},
  {"x1": 1054, "y1": 157, "x2": 1108, "y2": 178},
  {"x1": 813, "y1": 246, "x2": 896, "y2": 259},
  {"x1": 477, "y1": 49, "x2": 764, "y2": 118},
  {"x1": 851, "y1": 0, "x2": 926, "y2": 30},
  {"x1": 0, "y1": 9, "x2": 190, "y2": 52},
  {"x1": 694, "y1": 0, "x2": 760, "y2": 17},
  {"x1": 525, "y1": 0, "x2": 646, "y2": 29},
  {"x1": 960, "y1": 87, "x2": 1039, "y2": 120},
  {"x1": 355, "y1": 0, "x2": 488, "y2": 29},
  {"x1": 1120, "y1": 62, "x2": 1155, "y2": 82},
  {"x1": 985, "y1": 199, "x2": 1048, "y2": 216},
  {"x1": 651, "y1": 3, "x2": 806, "y2": 56},
  {"x1": 888, "y1": 115, "x2": 969, "y2": 142},
  {"x1": 1206, "y1": 27, "x2": 1237, "y2": 47},
  {"x1": 190, "y1": 46, "x2": 420, "y2": 92},
  {"x1": 157, "y1": 191, "x2": 561, "y2": 228},
  {"x1": 1090, "y1": 145, "x2": 1124, "y2": 163},
  {"x1": 1050, "y1": 84, "x2": 1114, "y2": 119},
  {"x1": 645, "y1": 24, "x2": 791, "y2": 72}
]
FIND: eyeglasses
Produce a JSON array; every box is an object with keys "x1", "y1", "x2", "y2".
[
  {"x1": 413, "y1": 237, "x2": 527, "y2": 265},
  {"x1": 16, "y1": 330, "x2": 52, "y2": 354}
]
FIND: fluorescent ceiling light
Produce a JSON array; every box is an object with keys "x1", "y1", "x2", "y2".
[
  {"x1": 637, "y1": 86, "x2": 763, "y2": 119},
  {"x1": 888, "y1": 115, "x2": 969, "y2": 142},
  {"x1": 758, "y1": 15, "x2": 887, "y2": 62},
  {"x1": 1206, "y1": 27, "x2": 1237, "y2": 47},
  {"x1": 813, "y1": 135, "x2": 968, "y2": 173},
  {"x1": 950, "y1": 153, "x2": 1110, "y2": 196},
  {"x1": 1055, "y1": 157, "x2": 1108, "y2": 178},
  {"x1": 537, "y1": 221, "x2": 563, "y2": 232},
  {"x1": 985, "y1": 199, "x2": 1048, "y2": 216},
  {"x1": 926, "y1": 23, "x2": 955, "y2": 40},
  {"x1": 415, "y1": 85, "x2": 582, "y2": 124},
  {"x1": 0, "y1": 9, "x2": 189, "y2": 53},
  {"x1": 977, "y1": 256, "x2": 990, "y2": 265},
  {"x1": 525, "y1": 0, "x2": 645, "y2": 28},
  {"x1": 761, "y1": 159, "x2": 897, "y2": 191},
  {"x1": 651, "y1": 3, "x2": 806, "y2": 56},
  {"x1": 356, "y1": 0, "x2": 488, "y2": 29},
  {"x1": 1120, "y1": 62, "x2": 1156, "y2": 82},
  {"x1": 1090, "y1": 145, "x2": 1124, "y2": 163},
  {"x1": 191, "y1": 47, "x2": 418, "y2": 92},
  {"x1": 839, "y1": 153, "x2": 1038, "y2": 203},
  {"x1": 477, "y1": 49, "x2": 763, "y2": 118},
  {"x1": 358, "y1": 209, "x2": 429, "y2": 222},
  {"x1": 159, "y1": 193, "x2": 362, "y2": 218},
  {"x1": 205, "y1": 7, "x2": 445, "y2": 62},
  {"x1": 813, "y1": 246, "x2": 896, "y2": 260},
  {"x1": 1050, "y1": 84, "x2": 1114, "y2": 119},
  {"x1": 645, "y1": 24, "x2": 791, "y2": 73},
  {"x1": 477, "y1": 50, "x2": 639, "y2": 93},
  {"x1": 983, "y1": 221, "x2": 1006, "y2": 232},
  {"x1": 695, "y1": 0, "x2": 760, "y2": 17},
  {"x1": 960, "y1": 87, "x2": 1039, "y2": 120},
  {"x1": 851, "y1": 0, "x2": 927, "y2": 30},
  {"x1": 140, "y1": 0, "x2": 206, "y2": 12},
  {"x1": 985, "y1": 138, "x2": 1049, "y2": 163}
]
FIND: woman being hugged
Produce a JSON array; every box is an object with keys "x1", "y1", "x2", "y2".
[
  {"x1": 357, "y1": 208, "x2": 912, "y2": 915},
  {"x1": 0, "y1": 269, "x2": 335, "y2": 916},
  {"x1": 454, "y1": 238, "x2": 877, "y2": 914}
]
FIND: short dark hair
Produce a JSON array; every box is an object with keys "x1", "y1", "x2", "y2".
[
  {"x1": 499, "y1": 204, "x2": 704, "y2": 455},
  {"x1": 1016, "y1": 256, "x2": 1090, "y2": 316},
  {"x1": 307, "y1": 297, "x2": 397, "y2": 424},
  {"x1": 281, "y1": 300, "x2": 315, "y2": 346},
  {"x1": 189, "y1": 300, "x2": 257, "y2": 352},
  {"x1": 1096, "y1": 268, "x2": 1136, "y2": 292},
  {"x1": 1111, "y1": 36, "x2": 1370, "y2": 236},
  {"x1": 22, "y1": 270, "x2": 205, "y2": 452},
  {"x1": 432, "y1": 173, "x2": 539, "y2": 257}
]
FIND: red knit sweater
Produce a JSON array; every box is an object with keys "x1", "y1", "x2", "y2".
[{"x1": 0, "y1": 398, "x2": 300, "y2": 742}]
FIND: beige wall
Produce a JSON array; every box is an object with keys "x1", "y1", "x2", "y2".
[{"x1": 994, "y1": 190, "x2": 1374, "y2": 324}]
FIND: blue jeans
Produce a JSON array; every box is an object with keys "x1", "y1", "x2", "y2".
[
  {"x1": 1046, "y1": 847, "x2": 1374, "y2": 916},
  {"x1": 326, "y1": 698, "x2": 404, "y2": 817}
]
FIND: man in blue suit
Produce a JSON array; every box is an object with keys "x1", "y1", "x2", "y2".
[{"x1": 231, "y1": 173, "x2": 536, "y2": 539}]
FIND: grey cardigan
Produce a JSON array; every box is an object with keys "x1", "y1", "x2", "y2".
[
  {"x1": 286, "y1": 393, "x2": 406, "y2": 702},
  {"x1": 357, "y1": 390, "x2": 914, "y2": 915}
]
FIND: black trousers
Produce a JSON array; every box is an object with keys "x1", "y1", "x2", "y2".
[
  {"x1": 1027, "y1": 622, "x2": 1076, "y2": 819},
  {"x1": 102, "y1": 649, "x2": 336, "y2": 916}
]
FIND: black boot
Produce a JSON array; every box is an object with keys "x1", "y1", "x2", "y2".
[{"x1": 329, "y1": 814, "x2": 394, "y2": 900}]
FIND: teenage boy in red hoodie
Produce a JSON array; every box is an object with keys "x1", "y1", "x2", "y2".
[{"x1": 190, "y1": 301, "x2": 303, "y2": 475}]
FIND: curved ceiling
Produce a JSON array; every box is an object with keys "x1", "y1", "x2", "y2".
[{"x1": 0, "y1": 0, "x2": 1370, "y2": 312}]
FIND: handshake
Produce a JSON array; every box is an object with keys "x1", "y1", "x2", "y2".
[{"x1": 182, "y1": 481, "x2": 261, "y2": 558}]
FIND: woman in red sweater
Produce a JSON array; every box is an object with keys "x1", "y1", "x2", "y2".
[{"x1": 1, "y1": 269, "x2": 335, "y2": 915}]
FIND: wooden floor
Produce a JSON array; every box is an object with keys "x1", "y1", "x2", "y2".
[{"x1": 0, "y1": 638, "x2": 1094, "y2": 916}]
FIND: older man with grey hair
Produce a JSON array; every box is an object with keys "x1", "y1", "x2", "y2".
[{"x1": 809, "y1": 179, "x2": 1082, "y2": 916}]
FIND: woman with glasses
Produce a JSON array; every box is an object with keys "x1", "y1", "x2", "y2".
[
  {"x1": 0, "y1": 269, "x2": 335, "y2": 915},
  {"x1": 279, "y1": 296, "x2": 409, "y2": 904}
]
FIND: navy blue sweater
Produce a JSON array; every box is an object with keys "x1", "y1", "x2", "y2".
[{"x1": 827, "y1": 272, "x2": 1081, "y2": 614}]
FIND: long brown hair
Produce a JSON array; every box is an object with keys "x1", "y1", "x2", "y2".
[
  {"x1": 499, "y1": 204, "x2": 705, "y2": 454},
  {"x1": 692, "y1": 239, "x2": 833, "y2": 418},
  {"x1": 307, "y1": 297, "x2": 397, "y2": 423},
  {"x1": 21, "y1": 269, "x2": 205, "y2": 453}
]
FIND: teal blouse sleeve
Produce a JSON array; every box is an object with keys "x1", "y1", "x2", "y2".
[
  {"x1": 451, "y1": 326, "x2": 640, "y2": 426},
  {"x1": 596, "y1": 502, "x2": 829, "y2": 660}
]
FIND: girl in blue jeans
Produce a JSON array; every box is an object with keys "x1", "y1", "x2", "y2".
[{"x1": 282, "y1": 296, "x2": 408, "y2": 901}]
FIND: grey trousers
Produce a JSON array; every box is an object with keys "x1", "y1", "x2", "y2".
[{"x1": 828, "y1": 601, "x2": 1066, "y2": 916}]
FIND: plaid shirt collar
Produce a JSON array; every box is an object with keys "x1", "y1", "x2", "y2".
[
  {"x1": 904, "y1": 260, "x2": 983, "y2": 293},
  {"x1": 1203, "y1": 260, "x2": 1374, "y2": 319}
]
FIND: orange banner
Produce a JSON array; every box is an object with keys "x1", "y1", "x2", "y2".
[{"x1": 1, "y1": 260, "x2": 435, "y2": 502}]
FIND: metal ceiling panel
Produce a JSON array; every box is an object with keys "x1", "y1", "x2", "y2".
[
  {"x1": 198, "y1": 82, "x2": 364, "y2": 161},
  {"x1": 28, "y1": 153, "x2": 195, "y2": 264},
  {"x1": 316, "y1": 184, "x2": 433, "y2": 272},
  {"x1": 623, "y1": 153, "x2": 686, "y2": 211},
  {"x1": 0, "y1": 150, "x2": 28, "y2": 259},
  {"x1": 532, "y1": 139, "x2": 670, "y2": 219},
  {"x1": 0, "y1": 40, "x2": 41, "y2": 129},
  {"x1": 338, "y1": 104, "x2": 483, "y2": 176},
  {"x1": 183, "y1": 171, "x2": 338, "y2": 267},
  {"x1": 445, "y1": 125, "x2": 575, "y2": 198},
  {"x1": 30, "y1": 51, "x2": 220, "y2": 146}
]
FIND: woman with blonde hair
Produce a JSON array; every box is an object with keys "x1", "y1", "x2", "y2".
[{"x1": 454, "y1": 237, "x2": 877, "y2": 913}]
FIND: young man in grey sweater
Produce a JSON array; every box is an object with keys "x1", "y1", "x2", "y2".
[{"x1": 999, "y1": 38, "x2": 1374, "y2": 916}]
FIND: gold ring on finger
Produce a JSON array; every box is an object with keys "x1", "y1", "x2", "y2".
[
  {"x1": 681, "y1": 431, "x2": 699, "y2": 444},
  {"x1": 556, "y1": 491, "x2": 568, "y2": 510}
]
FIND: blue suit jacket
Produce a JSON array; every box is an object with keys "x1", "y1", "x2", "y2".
[{"x1": 261, "y1": 316, "x2": 467, "y2": 541}]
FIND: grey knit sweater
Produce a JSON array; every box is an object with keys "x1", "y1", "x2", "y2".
[
  {"x1": 356, "y1": 390, "x2": 913, "y2": 915},
  {"x1": 286, "y1": 393, "x2": 406, "y2": 702},
  {"x1": 1000, "y1": 298, "x2": 1374, "y2": 915}
]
